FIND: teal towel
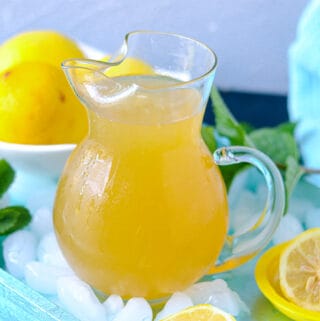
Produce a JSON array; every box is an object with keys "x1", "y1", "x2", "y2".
[{"x1": 288, "y1": 0, "x2": 320, "y2": 186}]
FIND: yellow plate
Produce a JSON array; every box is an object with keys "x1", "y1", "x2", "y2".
[{"x1": 255, "y1": 243, "x2": 320, "y2": 321}]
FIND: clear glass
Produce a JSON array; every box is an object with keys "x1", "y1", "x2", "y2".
[{"x1": 53, "y1": 31, "x2": 285, "y2": 301}]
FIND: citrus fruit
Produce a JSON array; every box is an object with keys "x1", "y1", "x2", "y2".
[
  {"x1": 0, "y1": 30, "x2": 85, "y2": 73},
  {"x1": 102, "y1": 56, "x2": 154, "y2": 77},
  {"x1": 279, "y1": 228, "x2": 320, "y2": 312},
  {"x1": 0, "y1": 62, "x2": 88, "y2": 144},
  {"x1": 255, "y1": 243, "x2": 320, "y2": 321},
  {"x1": 160, "y1": 304, "x2": 236, "y2": 321}
]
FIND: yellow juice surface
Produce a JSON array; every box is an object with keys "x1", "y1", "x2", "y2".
[{"x1": 54, "y1": 76, "x2": 228, "y2": 299}]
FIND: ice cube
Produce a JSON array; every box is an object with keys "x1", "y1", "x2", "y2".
[
  {"x1": 256, "y1": 183, "x2": 268, "y2": 204},
  {"x1": 57, "y1": 276, "x2": 107, "y2": 321},
  {"x1": 227, "y1": 169, "x2": 250, "y2": 204},
  {"x1": 3, "y1": 230, "x2": 37, "y2": 279},
  {"x1": 103, "y1": 294, "x2": 124, "y2": 321},
  {"x1": 272, "y1": 213, "x2": 304, "y2": 245},
  {"x1": 184, "y1": 280, "x2": 248, "y2": 316},
  {"x1": 305, "y1": 207, "x2": 320, "y2": 229},
  {"x1": 229, "y1": 190, "x2": 262, "y2": 235},
  {"x1": 30, "y1": 207, "x2": 54, "y2": 238},
  {"x1": 113, "y1": 297, "x2": 153, "y2": 321},
  {"x1": 154, "y1": 292, "x2": 193, "y2": 321},
  {"x1": 184, "y1": 279, "x2": 228, "y2": 304},
  {"x1": 37, "y1": 232, "x2": 71, "y2": 270},
  {"x1": 25, "y1": 261, "x2": 73, "y2": 294},
  {"x1": 287, "y1": 197, "x2": 315, "y2": 222}
]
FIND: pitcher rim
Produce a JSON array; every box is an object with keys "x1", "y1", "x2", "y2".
[{"x1": 62, "y1": 30, "x2": 218, "y2": 89}]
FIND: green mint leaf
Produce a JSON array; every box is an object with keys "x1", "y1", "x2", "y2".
[
  {"x1": 0, "y1": 159, "x2": 15, "y2": 198},
  {"x1": 0, "y1": 209, "x2": 18, "y2": 235},
  {"x1": 284, "y1": 157, "x2": 305, "y2": 213},
  {"x1": 276, "y1": 122, "x2": 297, "y2": 135},
  {"x1": 0, "y1": 206, "x2": 31, "y2": 235},
  {"x1": 239, "y1": 122, "x2": 255, "y2": 134},
  {"x1": 201, "y1": 125, "x2": 216, "y2": 153},
  {"x1": 210, "y1": 87, "x2": 255, "y2": 190},
  {"x1": 210, "y1": 86, "x2": 255, "y2": 147},
  {"x1": 249, "y1": 128, "x2": 299, "y2": 164}
]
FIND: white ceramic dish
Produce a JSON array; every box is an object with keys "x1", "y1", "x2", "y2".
[{"x1": 0, "y1": 141, "x2": 75, "y2": 180}]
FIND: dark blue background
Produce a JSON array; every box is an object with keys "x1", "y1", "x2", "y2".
[{"x1": 204, "y1": 90, "x2": 288, "y2": 128}]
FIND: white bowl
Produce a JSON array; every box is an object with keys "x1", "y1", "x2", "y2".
[{"x1": 0, "y1": 141, "x2": 75, "y2": 180}]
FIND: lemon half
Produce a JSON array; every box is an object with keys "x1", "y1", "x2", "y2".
[{"x1": 279, "y1": 228, "x2": 320, "y2": 312}]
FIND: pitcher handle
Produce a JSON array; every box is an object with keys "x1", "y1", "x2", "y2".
[{"x1": 209, "y1": 146, "x2": 285, "y2": 274}]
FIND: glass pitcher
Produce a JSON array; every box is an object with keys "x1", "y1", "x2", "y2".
[{"x1": 53, "y1": 31, "x2": 285, "y2": 300}]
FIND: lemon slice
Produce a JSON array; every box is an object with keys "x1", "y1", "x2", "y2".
[
  {"x1": 160, "y1": 304, "x2": 236, "y2": 321},
  {"x1": 279, "y1": 228, "x2": 320, "y2": 312}
]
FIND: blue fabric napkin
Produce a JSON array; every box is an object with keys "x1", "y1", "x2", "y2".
[{"x1": 288, "y1": 0, "x2": 320, "y2": 186}]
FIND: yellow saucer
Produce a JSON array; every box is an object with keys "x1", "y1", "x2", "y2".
[{"x1": 255, "y1": 243, "x2": 320, "y2": 321}]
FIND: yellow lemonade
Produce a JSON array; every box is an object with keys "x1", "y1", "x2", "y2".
[{"x1": 53, "y1": 76, "x2": 228, "y2": 300}]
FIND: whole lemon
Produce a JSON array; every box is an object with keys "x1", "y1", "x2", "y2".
[
  {"x1": 0, "y1": 62, "x2": 88, "y2": 144},
  {"x1": 0, "y1": 30, "x2": 85, "y2": 73}
]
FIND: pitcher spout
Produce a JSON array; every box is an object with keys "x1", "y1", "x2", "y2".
[
  {"x1": 61, "y1": 31, "x2": 217, "y2": 121},
  {"x1": 61, "y1": 33, "x2": 131, "y2": 106},
  {"x1": 61, "y1": 58, "x2": 138, "y2": 109}
]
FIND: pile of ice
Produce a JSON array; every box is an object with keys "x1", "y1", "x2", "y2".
[
  {"x1": 272, "y1": 196, "x2": 320, "y2": 244},
  {"x1": 1, "y1": 186, "x2": 248, "y2": 321},
  {"x1": 228, "y1": 168, "x2": 320, "y2": 245}
]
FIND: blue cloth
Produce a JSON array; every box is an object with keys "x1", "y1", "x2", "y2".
[{"x1": 288, "y1": 0, "x2": 320, "y2": 186}]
